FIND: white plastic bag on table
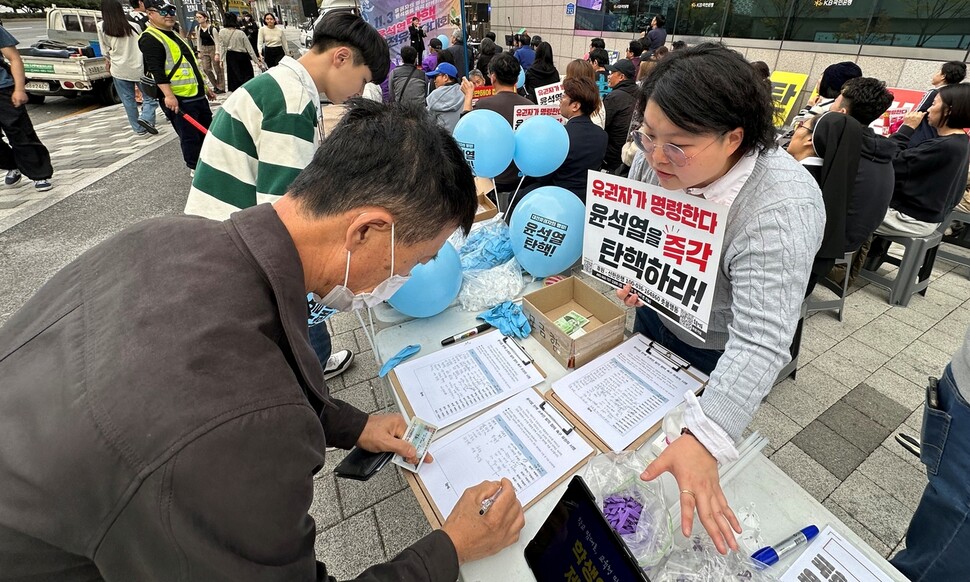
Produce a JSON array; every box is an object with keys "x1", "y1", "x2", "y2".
[
  {"x1": 656, "y1": 535, "x2": 779, "y2": 582},
  {"x1": 458, "y1": 258, "x2": 528, "y2": 312},
  {"x1": 581, "y1": 451, "x2": 673, "y2": 568}
]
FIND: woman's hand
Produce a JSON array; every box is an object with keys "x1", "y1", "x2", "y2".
[
  {"x1": 642, "y1": 433, "x2": 741, "y2": 554},
  {"x1": 903, "y1": 110, "x2": 926, "y2": 129},
  {"x1": 615, "y1": 283, "x2": 645, "y2": 307}
]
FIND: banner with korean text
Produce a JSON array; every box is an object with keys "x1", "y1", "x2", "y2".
[
  {"x1": 534, "y1": 82, "x2": 564, "y2": 106},
  {"x1": 361, "y1": 0, "x2": 461, "y2": 63},
  {"x1": 769, "y1": 71, "x2": 809, "y2": 125},
  {"x1": 513, "y1": 105, "x2": 565, "y2": 129},
  {"x1": 582, "y1": 171, "x2": 727, "y2": 341}
]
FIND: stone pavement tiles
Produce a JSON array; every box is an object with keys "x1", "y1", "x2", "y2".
[
  {"x1": 0, "y1": 96, "x2": 228, "y2": 234},
  {"x1": 310, "y1": 256, "x2": 970, "y2": 577}
]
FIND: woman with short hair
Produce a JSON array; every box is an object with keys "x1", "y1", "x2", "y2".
[{"x1": 617, "y1": 43, "x2": 825, "y2": 554}]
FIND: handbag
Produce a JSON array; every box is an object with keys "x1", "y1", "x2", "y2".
[{"x1": 140, "y1": 48, "x2": 184, "y2": 100}]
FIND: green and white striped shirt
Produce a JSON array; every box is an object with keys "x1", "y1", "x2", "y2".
[{"x1": 184, "y1": 57, "x2": 320, "y2": 219}]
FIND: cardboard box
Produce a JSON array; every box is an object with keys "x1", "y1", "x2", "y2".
[
  {"x1": 521, "y1": 276, "x2": 625, "y2": 368},
  {"x1": 475, "y1": 193, "x2": 498, "y2": 223}
]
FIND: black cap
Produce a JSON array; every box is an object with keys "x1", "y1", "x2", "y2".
[
  {"x1": 144, "y1": 0, "x2": 175, "y2": 10},
  {"x1": 605, "y1": 59, "x2": 636, "y2": 80}
]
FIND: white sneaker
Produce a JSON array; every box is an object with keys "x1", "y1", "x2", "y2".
[
  {"x1": 324, "y1": 349, "x2": 354, "y2": 380},
  {"x1": 189, "y1": 169, "x2": 195, "y2": 178}
]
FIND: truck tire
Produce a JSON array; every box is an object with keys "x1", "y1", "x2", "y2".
[
  {"x1": 27, "y1": 93, "x2": 45, "y2": 105},
  {"x1": 96, "y1": 80, "x2": 120, "y2": 105}
]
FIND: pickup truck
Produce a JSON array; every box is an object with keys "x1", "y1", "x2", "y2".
[{"x1": 18, "y1": 8, "x2": 118, "y2": 105}]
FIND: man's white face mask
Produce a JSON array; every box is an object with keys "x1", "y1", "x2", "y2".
[{"x1": 307, "y1": 222, "x2": 410, "y2": 326}]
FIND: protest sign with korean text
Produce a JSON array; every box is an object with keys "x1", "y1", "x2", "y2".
[
  {"x1": 769, "y1": 71, "x2": 809, "y2": 126},
  {"x1": 513, "y1": 105, "x2": 565, "y2": 130},
  {"x1": 472, "y1": 85, "x2": 495, "y2": 107},
  {"x1": 582, "y1": 171, "x2": 727, "y2": 341},
  {"x1": 534, "y1": 82, "x2": 564, "y2": 106}
]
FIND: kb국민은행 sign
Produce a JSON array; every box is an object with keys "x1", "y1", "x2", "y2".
[{"x1": 582, "y1": 171, "x2": 727, "y2": 340}]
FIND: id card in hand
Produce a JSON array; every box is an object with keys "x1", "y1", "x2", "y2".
[{"x1": 392, "y1": 417, "x2": 438, "y2": 473}]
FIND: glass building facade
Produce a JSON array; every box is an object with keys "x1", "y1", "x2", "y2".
[{"x1": 574, "y1": 0, "x2": 970, "y2": 50}]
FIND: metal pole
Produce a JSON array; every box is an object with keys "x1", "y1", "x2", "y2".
[{"x1": 460, "y1": 0, "x2": 469, "y2": 78}]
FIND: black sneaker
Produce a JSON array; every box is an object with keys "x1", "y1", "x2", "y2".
[
  {"x1": 4, "y1": 169, "x2": 21, "y2": 186},
  {"x1": 137, "y1": 119, "x2": 159, "y2": 135},
  {"x1": 324, "y1": 349, "x2": 355, "y2": 380},
  {"x1": 34, "y1": 179, "x2": 52, "y2": 192}
]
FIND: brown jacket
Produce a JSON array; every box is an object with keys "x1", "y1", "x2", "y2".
[{"x1": 0, "y1": 204, "x2": 458, "y2": 581}]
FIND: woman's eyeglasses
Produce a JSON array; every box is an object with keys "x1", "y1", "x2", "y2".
[{"x1": 630, "y1": 130, "x2": 725, "y2": 167}]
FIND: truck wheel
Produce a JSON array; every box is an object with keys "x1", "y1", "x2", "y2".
[
  {"x1": 26, "y1": 93, "x2": 45, "y2": 105},
  {"x1": 96, "y1": 80, "x2": 120, "y2": 105}
]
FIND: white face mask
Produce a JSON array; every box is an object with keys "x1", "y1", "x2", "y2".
[{"x1": 308, "y1": 223, "x2": 410, "y2": 326}]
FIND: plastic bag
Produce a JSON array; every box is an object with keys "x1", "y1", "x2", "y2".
[
  {"x1": 458, "y1": 258, "x2": 526, "y2": 312},
  {"x1": 582, "y1": 451, "x2": 673, "y2": 568},
  {"x1": 655, "y1": 535, "x2": 779, "y2": 582}
]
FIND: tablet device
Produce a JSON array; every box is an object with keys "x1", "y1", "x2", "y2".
[{"x1": 525, "y1": 475, "x2": 649, "y2": 581}]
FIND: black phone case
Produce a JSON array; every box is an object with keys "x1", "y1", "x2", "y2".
[{"x1": 333, "y1": 448, "x2": 393, "y2": 481}]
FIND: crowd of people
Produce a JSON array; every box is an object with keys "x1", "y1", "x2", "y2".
[{"x1": 0, "y1": 7, "x2": 969, "y2": 581}]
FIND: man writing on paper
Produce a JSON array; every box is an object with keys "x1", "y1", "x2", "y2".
[{"x1": 0, "y1": 101, "x2": 524, "y2": 581}]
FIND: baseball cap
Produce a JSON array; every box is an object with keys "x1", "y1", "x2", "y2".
[
  {"x1": 605, "y1": 59, "x2": 636, "y2": 79},
  {"x1": 426, "y1": 62, "x2": 459, "y2": 79},
  {"x1": 144, "y1": 0, "x2": 176, "y2": 10}
]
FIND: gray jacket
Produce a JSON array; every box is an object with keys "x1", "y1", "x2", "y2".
[
  {"x1": 426, "y1": 83, "x2": 464, "y2": 134},
  {"x1": 0, "y1": 204, "x2": 459, "y2": 581},
  {"x1": 390, "y1": 64, "x2": 427, "y2": 108},
  {"x1": 630, "y1": 147, "x2": 825, "y2": 440}
]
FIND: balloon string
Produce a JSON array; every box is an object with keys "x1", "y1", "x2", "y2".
[
  {"x1": 491, "y1": 178, "x2": 500, "y2": 214},
  {"x1": 506, "y1": 176, "x2": 527, "y2": 219}
]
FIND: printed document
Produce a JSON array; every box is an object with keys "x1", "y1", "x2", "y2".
[
  {"x1": 392, "y1": 331, "x2": 544, "y2": 429},
  {"x1": 781, "y1": 525, "x2": 896, "y2": 582},
  {"x1": 551, "y1": 334, "x2": 704, "y2": 451},
  {"x1": 419, "y1": 390, "x2": 594, "y2": 518}
]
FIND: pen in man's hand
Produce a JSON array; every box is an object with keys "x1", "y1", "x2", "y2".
[{"x1": 479, "y1": 486, "x2": 504, "y2": 515}]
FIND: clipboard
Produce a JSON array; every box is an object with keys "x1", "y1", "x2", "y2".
[
  {"x1": 402, "y1": 387, "x2": 596, "y2": 529},
  {"x1": 546, "y1": 335, "x2": 708, "y2": 453},
  {"x1": 386, "y1": 331, "x2": 545, "y2": 421}
]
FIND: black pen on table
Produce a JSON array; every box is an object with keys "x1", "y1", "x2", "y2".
[{"x1": 441, "y1": 323, "x2": 492, "y2": 346}]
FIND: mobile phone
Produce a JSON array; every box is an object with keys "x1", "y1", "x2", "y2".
[{"x1": 333, "y1": 448, "x2": 393, "y2": 481}]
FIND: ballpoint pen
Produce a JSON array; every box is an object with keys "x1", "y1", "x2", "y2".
[
  {"x1": 752, "y1": 525, "x2": 819, "y2": 567},
  {"x1": 479, "y1": 486, "x2": 504, "y2": 515}
]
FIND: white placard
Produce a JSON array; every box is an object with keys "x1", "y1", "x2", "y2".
[
  {"x1": 512, "y1": 105, "x2": 565, "y2": 130},
  {"x1": 581, "y1": 170, "x2": 728, "y2": 341},
  {"x1": 534, "y1": 82, "x2": 564, "y2": 106}
]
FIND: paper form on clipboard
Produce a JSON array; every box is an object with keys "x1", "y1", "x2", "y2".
[{"x1": 390, "y1": 331, "x2": 544, "y2": 429}]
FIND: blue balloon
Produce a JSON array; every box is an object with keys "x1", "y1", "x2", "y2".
[
  {"x1": 437, "y1": 34, "x2": 450, "y2": 49},
  {"x1": 510, "y1": 187, "x2": 586, "y2": 277},
  {"x1": 517, "y1": 67, "x2": 526, "y2": 89},
  {"x1": 388, "y1": 242, "x2": 462, "y2": 318},
  {"x1": 513, "y1": 116, "x2": 569, "y2": 177},
  {"x1": 453, "y1": 109, "x2": 515, "y2": 179}
]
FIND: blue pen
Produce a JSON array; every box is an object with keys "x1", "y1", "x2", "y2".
[{"x1": 752, "y1": 525, "x2": 819, "y2": 567}]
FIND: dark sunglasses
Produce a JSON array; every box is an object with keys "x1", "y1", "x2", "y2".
[{"x1": 150, "y1": 6, "x2": 177, "y2": 16}]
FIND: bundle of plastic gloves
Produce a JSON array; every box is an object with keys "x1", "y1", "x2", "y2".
[{"x1": 477, "y1": 301, "x2": 531, "y2": 339}]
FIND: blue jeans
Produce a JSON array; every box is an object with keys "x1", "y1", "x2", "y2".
[
  {"x1": 890, "y1": 365, "x2": 970, "y2": 581},
  {"x1": 308, "y1": 321, "x2": 333, "y2": 371},
  {"x1": 634, "y1": 307, "x2": 724, "y2": 375},
  {"x1": 113, "y1": 78, "x2": 157, "y2": 134}
]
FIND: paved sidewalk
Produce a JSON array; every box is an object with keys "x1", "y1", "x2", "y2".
[{"x1": 0, "y1": 103, "x2": 181, "y2": 233}]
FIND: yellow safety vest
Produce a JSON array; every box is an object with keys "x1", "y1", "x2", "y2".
[{"x1": 142, "y1": 26, "x2": 201, "y2": 97}]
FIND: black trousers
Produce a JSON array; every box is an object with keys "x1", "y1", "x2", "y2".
[
  {"x1": 0, "y1": 87, "x2": 53, "y2": 180},
  {"x1": 160, "y1": 96, "x2": 212, "y2": 170},
  {"x1": 263, "y1": 46, "x2": 285, "y2": 68},
  {"x1": 225, "y1": 51, "x2": 254, "y2": 91}
]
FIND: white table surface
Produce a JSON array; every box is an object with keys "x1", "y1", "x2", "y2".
[{"x1": 372, "y1": 305, "x2": 906, "y2": 582}]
